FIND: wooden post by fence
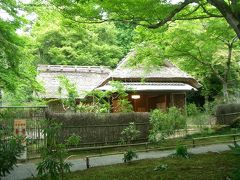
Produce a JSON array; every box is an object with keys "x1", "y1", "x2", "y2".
[
  {"x1": 86, "y1": 156, "x2": 90, "y2": 169},
  {"x1": 233, "y1": 136, "x2": 237, "y2": 145},
  {"x1": 192, "y1": 139, "x2": 195, "y2": 148}
]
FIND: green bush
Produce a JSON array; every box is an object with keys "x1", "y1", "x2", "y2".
[
  {"x1": 37, "y1": 121, "x2": 72, "y2": 179},
  {"x1": 0, "y1": 131, "x2": 24, "y2": 177},
  {"x1": 123, "y1": 149, "x2": 138, "y2": 163},
  {"x1": 120, "y1": 122, "x2": 140, "y2": 144},
  {"x1": 174, "y1": 145, "x2": 190, "y2": 158},
  {"x1": 149, "y1": 107, "x2": 186, "y2": 142},
  {"x1": 66, "y1": 133, "x2": 81, "y2": 148},
  {"x1": 186, "y1": 103, "x2": 200, "y2": 116}
]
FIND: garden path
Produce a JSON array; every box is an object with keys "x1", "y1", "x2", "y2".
[{"x1": 3, "y1": 143, "x2": 233, "y2": 180}]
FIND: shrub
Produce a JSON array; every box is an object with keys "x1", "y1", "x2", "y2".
[
  {"x1": 149, "y1": 107, "x2": 186, "y2": 142},
  {"x1": 123, "y1": 149, "x2": 138, "y2": 163},
  {"x1": 120, "y1": 122, "x2": 140, "y2": 144},
  {"x1": 186, "y1": 103, "x2": 200, "y2": 116},
  {"x1": 66, "y1": 133, "x2": 81, "y2": 148},
  {"x1": 0, "y1": 130, "x2": 24, "y2": 177},
  {"x1": 37, "y1": 144, "x2": 71, "y2": 180},
  {"x1": 118, "y1": 99, "x2": 133, "y2": 113},
  {"x1": 37, "y1": 121, "x2": 72, "y2": 179},
  {"x1": 174, "y1": 145, "x2": 190, "y2": 158}
]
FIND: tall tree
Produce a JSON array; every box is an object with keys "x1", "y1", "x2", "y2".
[{"x1": 50, "y1": 0, "x2": 240, "y2": 39}]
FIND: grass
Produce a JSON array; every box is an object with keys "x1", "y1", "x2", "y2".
[{"x1": 63, "y1": 151, "x2": 240, "y2": 180}]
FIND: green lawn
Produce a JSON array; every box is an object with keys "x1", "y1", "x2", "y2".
[{"x1": 65, "y1": 151, "x2": 240, "y2": 180}]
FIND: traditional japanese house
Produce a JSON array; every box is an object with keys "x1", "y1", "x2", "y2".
[{"x1": 97, "y1": 51, "x2": 200, "y2": 112}]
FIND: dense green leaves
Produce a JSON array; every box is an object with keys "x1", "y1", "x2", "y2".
[
  {"x1": 30, "y1": 7, "x2": 133, "y2": 68},
  {"x1": 0, "y1": 126, "x2": 24, "y2": 177},
  {"x1": 149, "y1": 107, "x2": 186, "y2": 142}
]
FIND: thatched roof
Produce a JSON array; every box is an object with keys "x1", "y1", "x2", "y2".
[
  {"x1": 37, "y1": 65, "x2": 111, "y2": 99},
  {"x1": 98, "y1": 51, "x2": 200, "y2": 88}
]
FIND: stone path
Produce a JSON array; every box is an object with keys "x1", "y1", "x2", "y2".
[{"x1": 3, "y1": 143, "x2": 233, "y2": 180}]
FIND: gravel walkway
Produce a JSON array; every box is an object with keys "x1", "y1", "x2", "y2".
[{"x1": 3, "y1": 143, "x2": 233, "y2": 180}]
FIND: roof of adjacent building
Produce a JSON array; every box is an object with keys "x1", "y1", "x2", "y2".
[
  {"x1": 98, "y1": 51, "x2": 200, "y2": 89},
  {"x1": 36, "y1": 65, "x2": 111, "y2": 99}
]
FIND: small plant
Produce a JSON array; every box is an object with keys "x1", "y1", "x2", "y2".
[
  {"x1": 37, "y1": 121, "x2": 72, "y2": 180},
  {"x1": 154, "y1": 164, "x2": 168, "y2": 171},
  {"x1": 0, "y1": 133, "x2": 24, "y2": 177},
  {"x1": 37, "y1": 144, "x2": 71, "y2": 180},
  {"x1": 123, "y1": 149, "x2": 138, "y2": 163},
  {"x1": 120, "y1": 122, "x2": 140, "y2": 144},
  {"x1": 66, "y1": 133, "x2": 81, "y2": 148},
  {"x1": 174, "y1": 145, "x2": 190, "y2": 158}
]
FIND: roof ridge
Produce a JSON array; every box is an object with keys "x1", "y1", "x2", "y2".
[
  {"x1": 37, "y1": 64, "x2": 111, "y2": 73},
  {"x1": 115, "y1": 50, "x2": 135, "y2": 69}
]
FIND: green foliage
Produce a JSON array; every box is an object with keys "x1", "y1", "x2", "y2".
[
  {"x1": 118, "y1": 99, "x2": 133, "y2": 113},
  {"x1": 87, "y1": 90, "x2": 111, "y2": 113},
  {"x1": 0, "y1": 0, "x2": 42, "y2": 101},
  {"x1": 37, "y1": 121, "x2": 72, "y2": 180},
  {"x1": 0, "y1": 125, "x2": 24, "y2": 177},
  {"x1": 109, "y1": 81, "x2": 133, "y2": 112},
  {"x1": 186, "y1": 103, "x2": 200, "y2": 116},
  {"x1": 30, "y1": 7, "x2": 132, "y2": 68},
  {"x1": 154, "y1": 164, "x2": 168, "y2": 171},
  {"x1": 66, "y1": 133, "x2": 81, "y2": 147},
  {"x1": 229, "y1": 143, "x2": 240, "y2": 179},
  {"x1": 149, "y1": 107, "x2": 186, "y2": 142},
  {"x1": 123, "y1": 149, "x2": 138, "y2": 163},
  {"x1": 127, "y1": 42, "x2": 164, "y2": 69},
  {"x1": 58, "y1": 75, "x2": 79, "y2": 112},
  {"x1": 37, "y1": 144, "x2": 71, "y2": 180},
  {"x1": 174, "y1": 145, "x2": 190, "y2": 159},
  {"x1": 120, "y1": 122, "x2": 140, "y2": 144},
  {"x1": 76, "y1": 102, "x2": 100, "y2": 113},
  {"x1": 88, "y1": 81, "x2": 133, "y2": 113}
]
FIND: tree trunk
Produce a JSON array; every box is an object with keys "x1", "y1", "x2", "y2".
[
  {"x1": 207, "y1": 0, "x2": 240, "y2": 38},
  {"x1": 222, "y1": 82, "x2": 229, "y2": 103}
]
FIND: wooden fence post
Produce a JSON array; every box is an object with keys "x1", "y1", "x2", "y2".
[
  {"x1": 192, "y1": 139, "x2": 195, "y2": 148},
  {"x1": 86, "y1": 156, "x2": 90, "y2": 169},
  {"x1": 233, "y1": 136, "x2": 237, "y2": 145},
  {"x1": 145, "y1": 142, "x2": 148, "y2": 151}
]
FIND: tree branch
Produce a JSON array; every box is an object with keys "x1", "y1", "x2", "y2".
[
  {"x1": 148, "y1": 0, "x2": 198, "y2": 29},
  {"x1": 199, "y1": 2, "x2": 223, "y2": 17},
  {"x1": 207, "y1": 0, "x2": 240, "y2": 38}
]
